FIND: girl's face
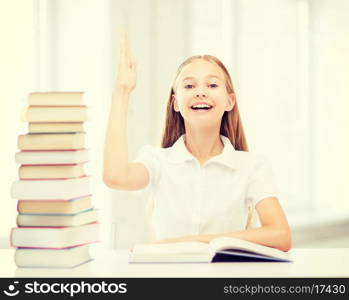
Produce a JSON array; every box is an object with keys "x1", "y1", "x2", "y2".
[{"x1": 173, "y1": 59, "x2": 235, "y2": 128}]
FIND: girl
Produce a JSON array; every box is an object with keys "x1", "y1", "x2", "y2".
[{"x1": 103, "y1": 33, "x2": 292, "y2": 252}]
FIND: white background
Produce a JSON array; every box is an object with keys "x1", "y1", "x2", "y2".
[{"x1": 1, "y1": 0, "x2": 349, "y2": 249}]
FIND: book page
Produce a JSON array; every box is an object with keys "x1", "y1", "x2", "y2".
[{"x1": 209, "y1": 237, "x2": 291, "y2": 261}]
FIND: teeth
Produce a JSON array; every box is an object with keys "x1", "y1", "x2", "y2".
[{"x1": 191, "y1": 104, "x2": 212, "y2": 109}]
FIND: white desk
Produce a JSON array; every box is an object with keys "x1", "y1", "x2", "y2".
[{"x1": 1, "y1": 248, "x2": 348, "y2": 278}]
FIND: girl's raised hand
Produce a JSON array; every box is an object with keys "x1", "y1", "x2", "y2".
[{"x1": 114, "y1": 32, "x2": 137, "y2": 94}]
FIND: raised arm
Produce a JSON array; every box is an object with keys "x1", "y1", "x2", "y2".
[{"x1": 103, "y1": 32, "x2": 149, "y2": 190}]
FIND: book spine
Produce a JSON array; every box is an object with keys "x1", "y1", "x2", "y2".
[
  {"x1": 16, "y1": 241, "x2": 98, "y2": 250},
  {"x1": 21, "y1": 148, "x2": 86, "y2": 152},
  {"x1": 18, "y1": 207, "x2": 94, "y2": 216},
  {"x1": 17, "y1": 194, "x2": 92, "y2": 204},
  {"x1": 18, "y1": 175, "x2": 87, "y2": 181},
  {"x1": 9, "y1": 228, "x2": 15, "y2": 248},
  {"x1": 29, "y1": 105, "x2": 86, "y2": 108},
  {"x1": 17, "y1": 241, "x2": 95, "y2": 250},
  {"x1": 20, "y1": 162, "x2": 87, "y2": 167},
  {"x1": 14, "y1": 221, "x2": 98, "y2": 229},
  {"x1": 17, "y1": 197, "x2": 89, "y2": 202}
]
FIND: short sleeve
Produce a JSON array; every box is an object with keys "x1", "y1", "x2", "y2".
[
  {"x1": 246, "y1": 155, "x2": 280, "y2": 207},
  {"x1": 132, "y1": 145, "x2": 161, "y2": 191}
]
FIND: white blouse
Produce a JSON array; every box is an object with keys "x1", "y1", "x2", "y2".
[{"x1": 133, "y1": 134, "x2": 279, "y2": 240}]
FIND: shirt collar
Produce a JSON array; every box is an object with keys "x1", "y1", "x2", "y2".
[{"x1": 167, "y1": 134, "x2": 239, "y2": 170}]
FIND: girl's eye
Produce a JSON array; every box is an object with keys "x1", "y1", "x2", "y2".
[
  {"x1": 184, "y1": 84, "x2": 194, "y2": 89},
  {"x1": 209, "y1": 83, "x2": 218, "y2": 88}
]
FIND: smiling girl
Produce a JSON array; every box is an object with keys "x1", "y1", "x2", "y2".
[{"x1": 103, "y1": 33, "x2": 292, "y2": 252}]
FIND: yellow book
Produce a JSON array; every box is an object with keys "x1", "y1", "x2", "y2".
[
  {"x1": 18, "y1": 133, "x2": 85, "y2": 150},
  {"x1": 19, "y1": 163, "x2": 85, "y2": 179},
  {"x1": 29, "y1": 92, "x2": 85, "y2": 106},
  {"x1": 23, "y1": 106, "x2": 87, "y2": 123},
  {"x1": 29, "y1": 122, "x2": 84, "y2": 133},
  {"x1": 17, "y1": 195, "x2": 92, "y2": 214}
]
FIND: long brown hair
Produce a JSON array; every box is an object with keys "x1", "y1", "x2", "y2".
[{"x1": 161, "y1": 55, "x2": 248, "y2": 151}]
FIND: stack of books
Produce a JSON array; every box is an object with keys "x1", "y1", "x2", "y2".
[{"x1": 10, "y1": 92, "x2": 99, "y2": 268}]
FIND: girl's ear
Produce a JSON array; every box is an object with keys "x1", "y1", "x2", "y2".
[
  {"x1": 173, "y1": 95, "x2": 180, "y2": 112},
  {"x1": 225, "y1": 93, "x2": 235, "y2": 111}
]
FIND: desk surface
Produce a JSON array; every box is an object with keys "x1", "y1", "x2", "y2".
[{"x1": 1, "y1": 248, "x2": 348, "y2": 278}]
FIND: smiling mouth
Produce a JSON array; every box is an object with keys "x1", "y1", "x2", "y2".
[{"x1": 190, "y1": 104, "x2": 213, "y2": 111}]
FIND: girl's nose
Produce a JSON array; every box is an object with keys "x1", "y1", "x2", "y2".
[{"x1": 195, "y1": 91, "x2": 207, "y2": 98}]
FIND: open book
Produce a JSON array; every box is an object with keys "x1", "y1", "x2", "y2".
[{"x1": 129, "y1": 237, "x2": 292, "y2": 263}]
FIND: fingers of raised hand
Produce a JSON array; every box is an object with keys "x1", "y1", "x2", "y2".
[
  {"x1": 119, "y1": 32, "x2": 125, "y2": 58},
  {"x1": 119, "y1": 32, "x2": 134, "y2": 69},
  {"x1": 130, "y1": 55, "x2": 137, "y2": 71},
  {"x1": 124, "y1": 33, "x2": 131, "y2": 58}
]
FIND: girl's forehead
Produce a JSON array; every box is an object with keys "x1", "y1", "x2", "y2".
[{"x1": 178, "y1": 59, "x2": 225, "y2": 81}]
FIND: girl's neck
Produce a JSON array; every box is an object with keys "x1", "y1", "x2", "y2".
[{"x1": 184, "y1": 128, "x2": 224, "y2": 165}]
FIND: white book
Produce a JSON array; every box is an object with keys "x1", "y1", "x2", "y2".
[
  {"x1": 17, "y1": 208, "x2": 98, "y2": 227},
  {"x1": 15, "y1": 244, "x2": 92, "y2": 268},
  {"x1": 11, "y1": 176, "x2": 90, "y2": 200},
  {"x1": 15, "y1": 149, "x2": 88, "y2": 165},
  {"x1": 130, "y1": 237, "x2": 292, "y2": 263},
  {"x1": 11, "y1": 222, "x2": 99, "y2": 248}
]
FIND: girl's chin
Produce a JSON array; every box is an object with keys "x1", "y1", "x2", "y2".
[
  {"x1": 188, "y1": 110, "x2": 222, "y2": 119},
  {"x1": 184, "y1": 115, "x2": 222, "y2": 127}
]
